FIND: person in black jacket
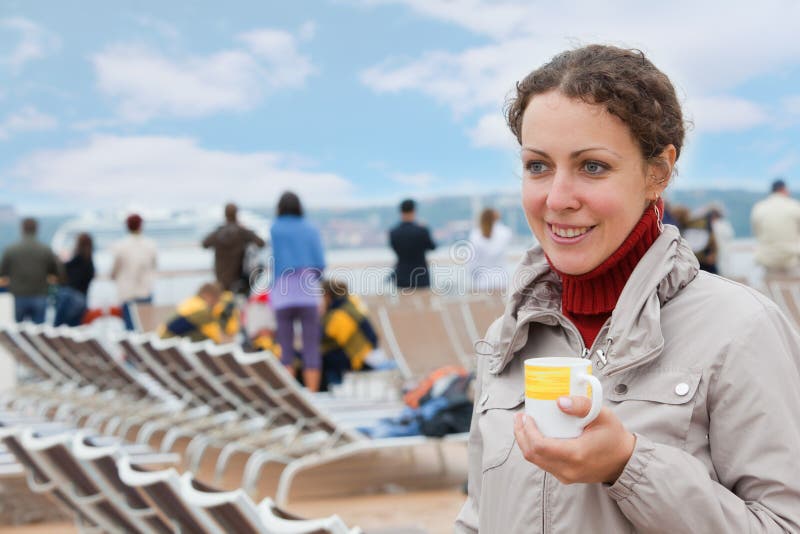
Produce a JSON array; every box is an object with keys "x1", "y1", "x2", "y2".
[
  {"x1": 54, "y1": 232, "x2": 94, "y2": 326},
  {"x1": 388, "y1": 199, "x2": 436, "y2": 289}
]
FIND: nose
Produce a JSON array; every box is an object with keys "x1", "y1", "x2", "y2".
[{"x1": 545, "y1": 170, "x2": 580, "y2": 212}]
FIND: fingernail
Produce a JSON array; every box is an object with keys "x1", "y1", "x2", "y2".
[{"x1": 558, "y1": 397, "x2": 573, "y2": 409}]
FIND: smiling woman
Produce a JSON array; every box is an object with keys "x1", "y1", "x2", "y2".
[{"x1": 456, "y1": 44, "x2": 800, "y2": 533}]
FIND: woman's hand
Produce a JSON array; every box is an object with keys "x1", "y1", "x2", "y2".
[{"x1": 513, "y1": 396, "x2": 635, "y2": 485}]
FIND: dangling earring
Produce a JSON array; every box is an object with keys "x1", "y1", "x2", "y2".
[{"x1": 653, "y1": 196, "x2": 664, "y2": 231}]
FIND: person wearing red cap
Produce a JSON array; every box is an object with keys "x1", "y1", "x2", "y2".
[{"x1": 111, "y1": 213, "x2": 158, "y2": 330}]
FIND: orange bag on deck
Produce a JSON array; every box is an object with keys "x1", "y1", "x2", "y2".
[{"x1": 403, "y1": 365, "x2": 469, "y2": 409}]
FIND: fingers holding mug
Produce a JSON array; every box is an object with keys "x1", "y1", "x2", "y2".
[{"x1": 524, "y1": 357, "x2": 604, "y2": 439}]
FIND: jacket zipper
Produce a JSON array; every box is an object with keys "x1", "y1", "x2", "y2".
[
  {"x1": 508, "y1": 311, "x2": 613, "y2": 532},
  {"x1": 541, "y1": 471, "x2": 548, "y2": 533}
]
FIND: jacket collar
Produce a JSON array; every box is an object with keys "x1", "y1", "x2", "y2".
[{"x1": 487, "y1": 225, "x2": 699, "y2": 375}]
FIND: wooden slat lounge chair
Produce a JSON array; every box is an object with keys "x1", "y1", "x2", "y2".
[
  {"x1": 130, "y1": 303, "x2": 176, "y2": 333},
  {"x1": 463, "y1": 295, "x2": 505, "y2": 339},
  {"x1": 18, "y1": 427, "x2": 166, "y2": 533},
  {"x1": 71, "y1": 430, "x2": 179, "y2": 534},
  {"x1": 377, "y1": 306, "x2": 471, "y2": 378},
  {"x1": 1, "y1": 426, "x2": 105, "y2": 532},
  {"x1": 117, "y1": 454, "x2": 227, "y2": 533},
  {"x1": 194, "y1": 349, "x2": 464, "y2": 506},
  {"x1": 180, "y1": 472, "x2": 362, "y2": 534}
]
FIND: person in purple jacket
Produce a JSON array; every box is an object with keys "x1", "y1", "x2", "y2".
[{"x1": 270, "y1": 191, "x2": 326, "y2": 391}]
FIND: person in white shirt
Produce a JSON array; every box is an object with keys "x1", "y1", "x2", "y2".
[
  {"x1": 751, "y1": 179, "x2": 800, "y2": 277},
  {"x1": 111, "y1": 214, "x2": 158, "y2": 330},
  {"x1": 467, "y1": 208, "x2": 512, "y2": 292}
]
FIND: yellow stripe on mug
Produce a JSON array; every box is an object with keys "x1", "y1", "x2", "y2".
[{"x1": 525, "y1": 365, "x2": 592, "y2": 400}]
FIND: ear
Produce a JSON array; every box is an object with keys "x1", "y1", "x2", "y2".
[{"x1": 645, "y1": 144, "x2": 677, "y2": 201}]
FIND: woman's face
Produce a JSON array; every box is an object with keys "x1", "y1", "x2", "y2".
[{"x1": 520, "y1": 91, "x2": 670, "y2": 275}]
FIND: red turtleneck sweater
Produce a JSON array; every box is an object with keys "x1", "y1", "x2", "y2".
[{"x1": 549, "y1": 203, "x2": 661, "y2": 348}]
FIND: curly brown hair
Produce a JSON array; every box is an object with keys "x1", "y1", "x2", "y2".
[{"x1": 506, "y1": 44, "x2": 685, "y2": 179}]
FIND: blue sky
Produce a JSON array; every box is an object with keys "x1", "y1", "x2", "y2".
[{"x1": 2, "y1": 0, "x2": 800, "y2": 214}]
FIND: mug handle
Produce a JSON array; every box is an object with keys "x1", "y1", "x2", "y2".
[{"x1": 576, "y1": 374, "x2": 603, "y2": 426}]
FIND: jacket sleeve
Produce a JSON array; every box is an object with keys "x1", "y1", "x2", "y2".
[
  {"x1": 455, "y1": 354, "x2": 484, "y2": 534},
  {"x1": 425, "y1": 227, "x2": 436, "y2": 250},
  {"x1": 202, "y1": 229, "x2": 216, "y2": 248},
  {"x1": 607, "y1": 303, "x2": 800, "y2": 533},
  {"x1": 247, "y1": 229, "x2": 266, "y2": 248}
]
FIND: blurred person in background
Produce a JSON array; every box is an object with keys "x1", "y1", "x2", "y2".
[
  {"x1": 271, "y1": 191, "x2": 326, "y2": 392},
  {"x1": 111, "y1": 214, "x2": 158, "y2": 331},
  {"x1": 319, "y1": 277, "x2": 380, "y2": 389},
  {"x1": 202, "y1": 202, "x2": 265, "y2": 295},
  {"x1": 467, "y1": 208, "x2": 512, "y2": 292},
  {"x1": 0, "y1": 217, "x2": 62, "y2": 323},
  {"x1": 242, "y1": 291, "x2": 281, "y2": 356},
  {"x1": 54, "y1": 232, "x2": 95, "y2": 327},
  {"x1": 159, "y1": 282, "x2": 236, "y2": 343},
  {"x1": 682, "y1": 204, "x2": 722, "y2": 274},
  {"x1": 751, "y1": 179, "x2": 800, "y2": 277},
  {"x1": 709, "y1": 203, "x2": 735, "y2": 277},
  {"x1": 389, "y1": 198, "x2": 436, "y2": 289}
]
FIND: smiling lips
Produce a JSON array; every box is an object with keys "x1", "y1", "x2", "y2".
[{"x1": 548, "y1": 223, "x2": 595, "y2": 243}]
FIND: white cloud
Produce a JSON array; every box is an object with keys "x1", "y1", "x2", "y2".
[
  {"x1": 391, "y1": 171, "x2": 436, "y2": 188},
  {"x1": 237, "y1": 27, "x2": 315, "y2": 88},
  {"x1": 783, "y1": 95, "x2": 800, "y2": 115},
  {"x1": 0, "y1": 17, "x2": 60, "y2": 71},
  {"x1": 359, "y1": 1, "x2": 800, "y2": 136},
  {"x1": 351, "y1": 0, "x2": 529, "y2": 39},
  {"x1": 92, "y1": 25, "x2": 315, "y2": 122},
  {"x1": 468, "y1": 113, "x2": 517, "y2": 150},
  {"x1": 10, "y1": 135, "x2": 354, "y2": 208},
  {"x1": 361, "y1": 38, "x2": 536, "y2": 116},
  {"x1": 767, "y1": 152, "x2": 798, "y2": 176},
  {"x1": 685, "y1": 96, "x2": 769, "y2": 133},
  {"x1": 0, "y1": 106, "x2": 58, "y2": 139}
]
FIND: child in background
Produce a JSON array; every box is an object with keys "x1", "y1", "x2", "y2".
[
  {"x1": 319, "y1": 278, "x2": 379, "y2": 388},
  {"x1": 159, "y1": 282, "x2": 234, "y2": 343}
]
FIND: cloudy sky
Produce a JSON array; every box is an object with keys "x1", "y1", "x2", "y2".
[{"x1": 2, "y1": 0, "x2": 799, "y2": 213}]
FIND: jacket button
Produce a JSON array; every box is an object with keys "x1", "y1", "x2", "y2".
[
  {"x1": 614, "y1": 384, "x2": 628, "y2": 395},
  {"x1": 675, "y1": 383, "x2": 690, "y2": 396}
]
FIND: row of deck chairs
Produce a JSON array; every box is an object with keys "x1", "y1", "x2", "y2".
[
  {"x1": 0, "y1": 321, "x2": 466, "y2": 507},
  {"x1": 0, "y1": 417, "x2": 360, "y2": 533},
  {"x1": 131, "y1": 292, "x2": 506, "y2": 381}
]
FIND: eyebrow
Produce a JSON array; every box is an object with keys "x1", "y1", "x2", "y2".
[{"x1": 521, "y1": 146, "x2": 623, "y2": 159}]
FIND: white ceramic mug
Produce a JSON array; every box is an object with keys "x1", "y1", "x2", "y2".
[{"x1": 524, "y1": 357, "x2": 603, "y2": 438}]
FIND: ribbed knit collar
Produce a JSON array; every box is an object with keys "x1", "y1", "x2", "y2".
[{"x1": 548, "y1": 202, "x2": 662, "y2": 315}]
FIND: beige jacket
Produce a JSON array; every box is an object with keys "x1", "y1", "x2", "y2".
[
  {"x1": 111, "y1": 234, "x2": 158, "y2": 301},
  {"x1": 456, "y1": 225, "x2": 800, "y2": 533},
  {"x1": 751, "y1": 193, "x2": 800, "y2": 270}
]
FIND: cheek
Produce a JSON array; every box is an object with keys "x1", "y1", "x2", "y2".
[{"x1": 521, "y1": 181, "x2": 546, "y2": 220}]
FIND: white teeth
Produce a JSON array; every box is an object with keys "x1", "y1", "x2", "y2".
[{"x1": 552, "y1": 225, "x2": 589, "y2": 238}]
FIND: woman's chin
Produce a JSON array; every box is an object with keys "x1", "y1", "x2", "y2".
[{"x1": 548, "y1": 256, "x2": 597, "y2": 276}]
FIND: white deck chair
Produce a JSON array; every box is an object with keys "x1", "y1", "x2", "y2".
[
  {"x1": 204, "y1": 349, "x2": 461, "y2": 506},
  {"x1": 1, "y1": 427, "x2": 101, "y2": 532},
  {"x1": 180, "y1": 472, "x2": 362, "y2": 534},
  {"x1": 377, "y1": 306, "x2": 472, "y2": 378},
  {"x1": 117, "y1": 454, "x2": 224, "y2": 533}
]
